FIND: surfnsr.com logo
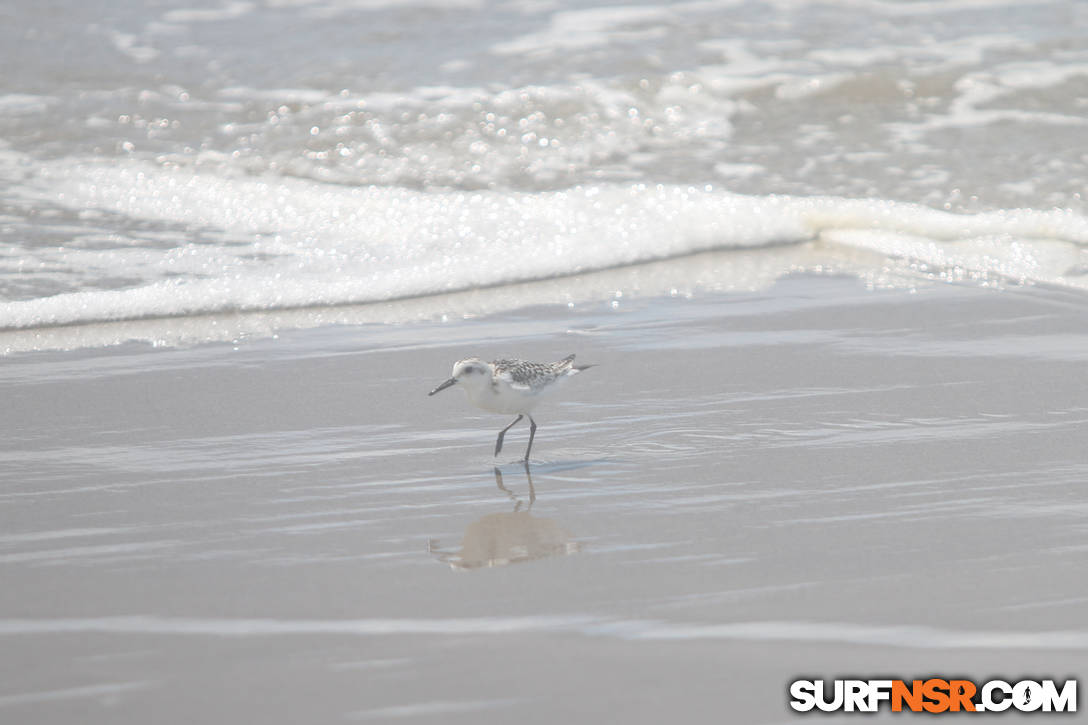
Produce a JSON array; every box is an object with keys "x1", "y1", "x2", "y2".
[{"x1": 789, "y1": 679, "x2": 1077, "y2": 713}]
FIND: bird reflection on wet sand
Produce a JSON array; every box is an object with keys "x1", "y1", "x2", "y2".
[{"x1": 429, "y1": 464, "x2": 582, "y2": 570}]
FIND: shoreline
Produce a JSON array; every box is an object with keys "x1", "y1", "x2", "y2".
[{"x1": 4, "y1": 238, "x2": 1082, "y2": 355}]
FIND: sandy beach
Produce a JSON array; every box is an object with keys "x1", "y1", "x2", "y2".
[
  {"x1": 2, "y1": 268, "x2": 1085, "y2": 722},
  {"x1": 4, "y1": 0, "x2": 1088, "y2": 719}
]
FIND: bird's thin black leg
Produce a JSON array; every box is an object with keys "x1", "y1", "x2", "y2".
[
  {"x1": 523, "y1": 416, "x2": 537, "y2": 462},
  {"x1": 495, "y1": 414, "x2": 523, "y2": 456}
]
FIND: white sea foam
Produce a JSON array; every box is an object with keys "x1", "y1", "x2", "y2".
[
  {"x1": 8, "y1": 162, "x2": 806, "y2": 330},
  {"x1": 0, "y1": 94, "x2": 59, "y2": 115},
  {"x1": 107, "y1": 31, "x2": 160, "y2": 63},
  {"x1": 2, "y1": 160, "x2": 1085, "y2": 337},
  {"x1": 890, "y1": 60, "x2": 1088, "y2": 142},
  {"x1": 161, "y1": 1, "x2": 255, "y2": 23},
  {"x1": 3, "y1": 0, "x2": 1088, "y2": 351},
  {"x1": 491, "y1": 6, "x2": 674, "y2": 56}
]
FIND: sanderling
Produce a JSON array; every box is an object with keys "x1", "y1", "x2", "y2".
[{"x1": 428, "y1": 354, "x2": 593, "y2": 461}]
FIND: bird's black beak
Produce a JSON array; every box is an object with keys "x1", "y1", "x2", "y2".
[{"x1": 428, "y1": 377, "x2": 457, "y2": 396}]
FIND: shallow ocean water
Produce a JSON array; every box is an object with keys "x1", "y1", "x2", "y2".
[{"x1": 3, "y1": 0, "x2": 1088, "y2": 343}]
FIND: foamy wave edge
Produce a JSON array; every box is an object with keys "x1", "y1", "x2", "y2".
[{"x1": 7, "y1": 161, "x2": 1088, "y2": 331}]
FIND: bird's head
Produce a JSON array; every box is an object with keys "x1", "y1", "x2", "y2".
[{"x1": 428, "y1": 357, "x2": 491, "y2": 396}]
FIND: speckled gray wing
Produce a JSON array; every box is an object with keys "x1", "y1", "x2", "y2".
[{"x1": 491, "y1": 355, "x2": 576, "y2": 391}]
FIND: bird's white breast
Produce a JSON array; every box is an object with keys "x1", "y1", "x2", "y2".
[{"x1": 464, "y1": 379, "x2": 541, "y2": 415}]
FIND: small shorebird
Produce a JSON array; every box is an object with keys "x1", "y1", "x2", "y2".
[{"x1": 428, "y1": 354, "x2": 593, "y2": 461}]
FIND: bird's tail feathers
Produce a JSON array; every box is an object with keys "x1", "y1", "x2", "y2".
[{"x1": 558, "y1": 354, "x2": 594, "y2": 374}]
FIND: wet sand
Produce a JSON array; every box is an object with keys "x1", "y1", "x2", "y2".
[{"x1": 1, "y1": 273, "x2": 1086, "y2": 723}]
